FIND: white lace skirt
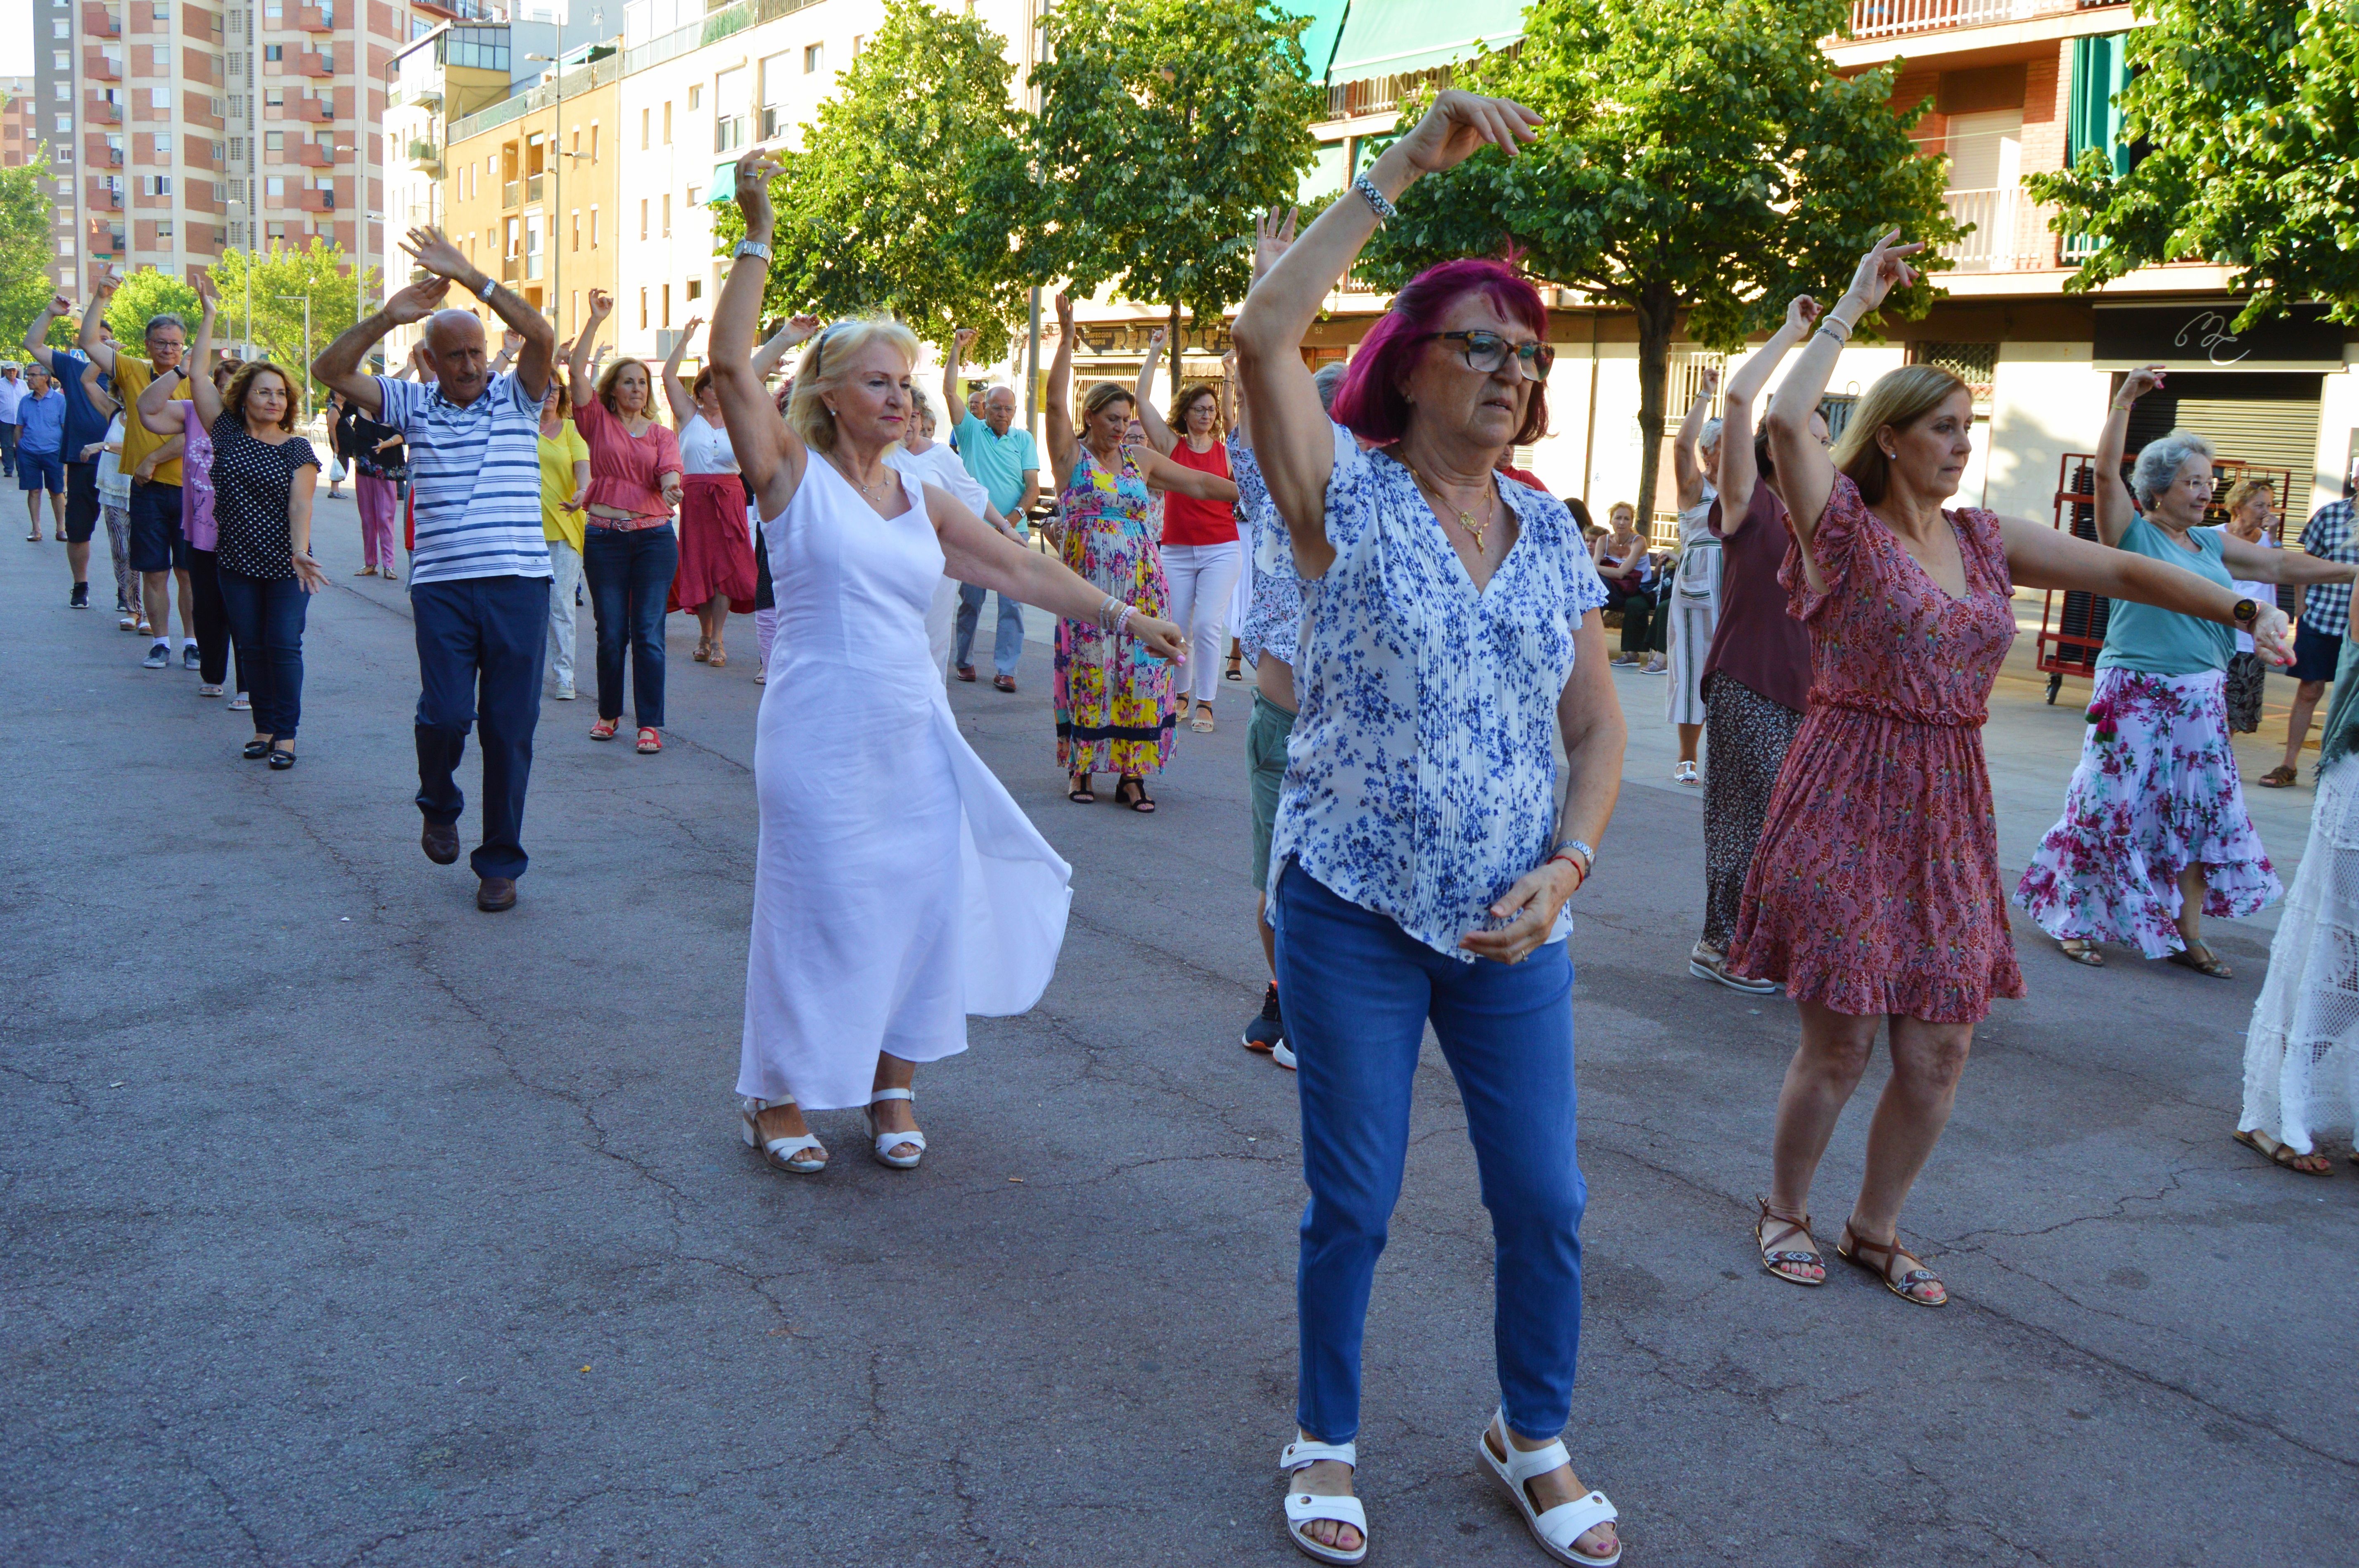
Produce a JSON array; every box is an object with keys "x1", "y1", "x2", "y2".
[{"x1": 2241, "y1": 757, "x2": 2359, "y2": 1153}]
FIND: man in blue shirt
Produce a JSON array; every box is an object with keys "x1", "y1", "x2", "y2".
[
  {"x1": 0, "y1": 364, "x2": 23, "y2": 479},
  {"x1": 940, "y1": 328, "x2": 1042, "y2": 691},
  {"x1": 23, "y1": 296, "x2": 123, "y2": 611},
  {"x1": 15, "y1": 365, "x2": 67, "y2": 563}
]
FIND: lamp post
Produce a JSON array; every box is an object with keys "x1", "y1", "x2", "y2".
[
  {"x1": 277, "y1": 292, "x2": 313, "y2": 428},
  {"x1": 226, "y1": 196, "x2": 256, "y2": 360},
  {"x1": 524, "y1": 52, "x2": 571, "y2": 339}
]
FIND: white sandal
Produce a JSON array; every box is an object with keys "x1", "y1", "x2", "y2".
[
  {"x1": 739, "y1": 1096, "x2": 826, "y2": 1174},
  {"x1": 1279, "y1": 1436, "x2": 1367, "y2": 1565},
  {"x1": 1673, "y1": 759, "x2": 1699, "y2": 785},
  {"x1": 1479, "y1": 1411, "x2": 1620, "y2": 1566},
  {"x1": 865, "y1": 1087, "x2": 927, "y2": 1169}
]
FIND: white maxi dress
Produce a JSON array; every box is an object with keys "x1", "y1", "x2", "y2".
[
  {"x1": 737, "y1": 458, "x2": 1073, "y2": 1112},
  {"x1": 1663, "y1": 489, "x2": 1721, "y2": 726}
]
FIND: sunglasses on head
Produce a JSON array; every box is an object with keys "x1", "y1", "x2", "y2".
[{"x1": 1423, "y1": 330, "x2": 1553, "y2": 383}]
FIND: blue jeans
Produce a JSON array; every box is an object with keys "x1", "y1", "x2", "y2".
[
  {"x1": 583, "y1": 524, "x2": 677, "y2": 727},
  {"x1": 217, "y1": 567, "x2": 309, "y2": 737},
  {"x1": 1272, "y1": 859, "x2": 1586, "y2": 1445},
  {"x1": 954, "y1": 581, "x2": 1024, "y2": 677},
  {"x1": 412, "y1": 574, "x2": 551, "y2": 881}
]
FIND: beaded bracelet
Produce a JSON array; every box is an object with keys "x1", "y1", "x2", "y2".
[{"x1": 1115, "y1": 605, "x2": 1138, "y2": 639}]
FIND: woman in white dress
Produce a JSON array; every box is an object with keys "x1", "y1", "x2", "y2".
[
  {"x1": 1661, "y1": 372, "x2": 1722, "y2": 785},
  {"x1": 712, "y1": 152, "x2": 1187, "y2": 1174}
]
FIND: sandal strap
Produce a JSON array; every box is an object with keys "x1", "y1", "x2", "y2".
[
  {"x1": 1279, "y1": 1438, "x2": 1357, "y2": 1474},
  {"x1": 1533, "y1": 1492, "x2": 1618, "y2": 1550},
  {"x1": 871, "y1": 1128, "x2": 926, "y2": 1153},
  {"x1": 870, "y1": 1089, "x2": 915, "y2": 1105},
  {"x1": 1498, "y1": 1435, "x2": 1573, "y2": 1487},
  {"x1": 1284, "y1": 1491, "x2": 1367, "y2": 1531}
]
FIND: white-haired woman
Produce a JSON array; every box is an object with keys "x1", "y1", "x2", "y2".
[
  {"x1": 1732, "y1": 237, "x2": 2295, "y2": 1312},
  {"x1": 712, "y1": 152, "x2": 1187, "y2": 1175},
  {"x1": 1661, "y1": 370, "x2": 1723, "y2": 783},
  {"x1": 2015, "y1": 369, "x2": 2352, "y2": 975}
]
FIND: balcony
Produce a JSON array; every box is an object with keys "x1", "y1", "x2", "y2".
[
  {"x1": 297, "y1": 186, "x2": 337, "y2": 212},
  {"x1": 1845, "y1": 0, "x2": 2128, "y2": 43},
  {"x1": 501, "y1": 179, "x2": 520, "y2": 209},
  {"x1": 413, "y1": 0, "x2": 497, "y2": 21},
  {"x1": 293, "y1": 142, "x2": 336, "y2": 167},
  {"x1": 405, "y1": 139, "x2": 442, "y2": 173},
  {"x1": 525, "y1": 173, "x2": 543, "y2": 204},
  {"x1": 292, "y1": 97, "x2": 334, "y2": 123},
  {"x1": 90, "y1": 184, "x2": 123, "y2": 210},
  {"x1": 86, "y1": 52, "x2": 122, "y2": 81},
  {"x1": 92, "y1": 102, "x2": 123, "y2": 125},
  {"x1": 294, "y1": 5, "x2": 335, "y2": 30},
  {"x1": 294, "y1": 52, "x2": 335, "y2": 78},
  {"x1": 499, "y1": 254, "x2": 521, "y2": 282},
  {"x1": 83, "y1": 3, "x2": 120, "y2": 37},
  {"x1": 1938, "y1": 185, "x2": 2077, "y2": 273}
]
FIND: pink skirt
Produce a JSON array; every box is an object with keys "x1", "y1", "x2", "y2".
[{"x1": 669, "y1": 474, "x2": 756, "y2": 613}]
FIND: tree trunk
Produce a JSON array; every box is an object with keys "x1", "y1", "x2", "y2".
[
  {"x1": 1167, "y1": 298, "x2": 1184, "y2": 404},
  {"x1": 1630, "y1": 285, "x2": 1680, "y2": 536}
]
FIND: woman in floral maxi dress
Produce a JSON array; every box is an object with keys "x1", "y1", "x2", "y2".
[
  {"x1": 1729, "y1": 235, "x2": 2295, "y2": 1312},
  {"x1": 1044, "y1": 292, "x2": 1238, "y2": 811}
]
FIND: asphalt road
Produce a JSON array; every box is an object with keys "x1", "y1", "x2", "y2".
[{"x1": 5, "y1": 496, "x2": 2353, "y2": 1567}]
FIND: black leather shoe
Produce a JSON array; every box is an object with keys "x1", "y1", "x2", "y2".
[
  {"x1": 476, "y1": 877, "x2": 517, "y2": 912},
  {"x1": 242, "y1": 739, "x2": 272, "y2": 760},
  {"x1": 421, "y1": 820, "x2": 460, "y2": 865}
]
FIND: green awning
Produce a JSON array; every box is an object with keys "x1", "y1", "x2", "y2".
[
  {"x1": 1326, "y1": 0, "x2": 1526, "y2": 81},
  {"x1": 705, "y1": 161, "x2": 736, "y2": 204},
  {"x1": 1291, "y1": 0, "x2": 1350, "y2": 81}
]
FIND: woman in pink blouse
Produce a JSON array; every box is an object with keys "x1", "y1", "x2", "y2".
[{"x1": 570, "y1": 289, "x2": 684, "y2": 754}]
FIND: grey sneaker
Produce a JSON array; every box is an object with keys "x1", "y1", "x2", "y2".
[
  {"x1": 142, "y1": 641, "x2": 171, "y2": 669},
  {"x1": 180, "y1": 643, "x2": 200, "y2": 671}
]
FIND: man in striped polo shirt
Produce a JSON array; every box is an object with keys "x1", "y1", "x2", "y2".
[{"x1": 315, "y1": 227, "x2": 558, "y2": 913}]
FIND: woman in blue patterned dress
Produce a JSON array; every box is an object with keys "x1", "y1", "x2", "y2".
[
  {"x1": 1235, "y1": 90, "x2": 1626, "y2": 1568},
  {"x1": 1044, "y1": 291, "x2": 1238, "y2": 811}
]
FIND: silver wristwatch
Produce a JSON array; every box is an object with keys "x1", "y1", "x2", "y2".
[
  {"x1": 733, "y1": 238, "x2": 773, "y2": 262},
  {"x1": 1549, "y1": 837, "x2": 1596, "y2": 877},
  {"x1": 470, "y1": 273, "x2": 498, "y2": 302}
]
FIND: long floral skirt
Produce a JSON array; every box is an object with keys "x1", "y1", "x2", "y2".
[
  {"x1": 1053, "y1": 515, "x2": 1176, "y2": 777},
  {"x1": 2223, "y1": 649, "x2": 2266, "y2": 734},
  {"x1": 2014, "y1": 667, "x2": 2281, "y2": 958},
  {"x1": 2241, "y1": 757, "x2": 2359, "y2": 1154},
  {"x1": 1702, "y1": 678, "x2": 1805, "y2": 951}
]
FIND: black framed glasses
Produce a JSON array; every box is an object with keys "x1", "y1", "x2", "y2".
[{"x1": 1424, "y1": 330, "x2": 1554, "y2": 383}]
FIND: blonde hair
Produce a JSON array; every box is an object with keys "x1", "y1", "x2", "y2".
[
  {"x1": 595, "y1": 356, "x2": 656, "y2": 420},
  {"x1": 787, "y1": 317, "x2": 923, "y2": 453},
  {"x1": 1831, "y1": 364, "x2": 1970, "y2": 505},
  {"x1": 2222, "y1": 474, "x2": 2276, "y2": 519},
  {"x1": 1080, "y1": 380, "x2": 1134, "y2": 427}
]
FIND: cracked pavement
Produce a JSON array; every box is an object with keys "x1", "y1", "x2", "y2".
[{"x1": 4, "y1": 498, "x2": 2354, "y2": 1566}]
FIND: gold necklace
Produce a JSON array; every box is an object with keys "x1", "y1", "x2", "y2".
[
  {"x1": 831, "y1": 453, "x2": 895, "y2": 503},
  {"x1": 1407, "y1": 465, "x2": 1495, "y2": 553}
]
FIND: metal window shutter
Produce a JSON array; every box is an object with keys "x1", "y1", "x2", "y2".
[{"x1": 2167, "y1": 395, "x2": 2322, "y2": 494}]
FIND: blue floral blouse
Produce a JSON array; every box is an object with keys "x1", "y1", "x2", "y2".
[
  {"x1": 1232, "y1": 435, "x2": 1304, "y2": 670},
  {"x1": 1270, "y1": 423, "x2": 1609, "y2": 960}
]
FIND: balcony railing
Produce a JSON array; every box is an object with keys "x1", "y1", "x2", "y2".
[
  {"x1": 1940, "y1": 185, "x2": 2093, "y2": 273},
  {"x1": 413, "y1": 0, "x2": 498, "y2": 22},
  {"x1": 293, "y1": 97, "x2": 335, "y2": 122},
  {"x1": 1846, "y1": 0, "x2": 2128, "y2": 42},
  {"x1": 84, "y1": 3, "x2": 121, "y2": 37},
  {"x1": 87, "y1": 53, "x2": 122, "y2": 81},
  {"x1": 525, "y1": 173, "x2": 544, "y2": 203},
  {"x1": 298, "y1": 187, "x2": 336, "y2": 212},
  {"x1": 295, "y1": 5, "x2": 335, "y2": 30},
  {"x1": 295, "y1": 52, "x2": 335, "y2": 78},
  {"x1": 406, "y1": 139, "x2": 442, "y2": 172},
  {"x1": 501, "y1": 179, "x2": 520, "y2": 209},
  {"x1": 293, "y1": 142, "x2": 335, "y2": 167}
]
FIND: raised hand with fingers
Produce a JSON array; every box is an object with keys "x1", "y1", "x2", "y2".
[
  {"x1": 1054, "y1": 292, "x2": 1073, "y2": 329},
  {"x1": 585, "y1": 288, "x2": 615, "y2": 322},
  {"x1": 1251, "y1": 206, "x2": 1298, "y2": 282},
  {"x1": 734, "y1": 149, "x2": 784, "y2": 237},
  {"x1": 2114, "y1": 364, "x2": 2166, "y2": 409},
  {"x1": 953, "y1": 326, "x2": 978, "y2": 351},
  {"x1": 1839, "y1": 230, "x2": 1927, "y2": 314},
  {"x1": 383, "y1": 275, "x2": 453, "y2": 325},
  {"x1": 1784, "y1": 294, "x2": 1822, "y2": 335},
  {"x1": 1395, "y1": 89, "x2": 1544, "y2": 177},
  {"x1": 400, "y1": 226, "x2": 475, "y2": 282}
]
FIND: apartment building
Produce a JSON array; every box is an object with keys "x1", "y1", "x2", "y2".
[
  {"x1": 32, "y1": 0, "x2": 446, "y2": 308},
  {"x1": 2, "y1": 78, "x2": 40, "y2": 169}
]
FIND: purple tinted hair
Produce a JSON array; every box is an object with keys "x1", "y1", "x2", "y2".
[{"x1": 1330, "y1": 258, "x2": 1550, "y2": 447}]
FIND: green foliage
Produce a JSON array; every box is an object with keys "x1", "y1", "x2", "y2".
[
  {"x1": 712, "y1": 0, "x2": 1035, "y2": 358},
  {"x1": 1359, "y1": 0, "x2": 1957, "y2": 519},
  {"x1": 0, "y1": 151, "x2": 71, "y2": 357},
  {"x1": 2027, "y1": 0, "x2": 2359, "y2": 326},
  {"x1": 1023, "y1": 0, "x2": 1325, "y2": 333},
  {"x1": 103, "y1": 270, "x2": 203, "y2": 349},
  {"x1": 202, "y1": 240, "x2": 380, "y2": 390}
]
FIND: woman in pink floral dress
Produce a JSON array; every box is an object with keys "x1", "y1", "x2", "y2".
[{"x1": 1730, "y1": 235, "x2": 2295, "y2": 1310}]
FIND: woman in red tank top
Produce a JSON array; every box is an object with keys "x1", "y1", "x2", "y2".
[{"x1": 1137, "y1": 328, "x2": 1241, "y2": 733}]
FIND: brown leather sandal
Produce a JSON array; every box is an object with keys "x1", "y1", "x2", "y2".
[
  {"x1": 2257, "y1": 764, "x2": 2299, "y2": 788},
  {"x1": 1837, "y1": 1223, "x2": 1946, "y2": 1307},
  {"x1": 2231, "y1": 1128, "x2": 2335, "y2": 1177},
  {"x1": 2169, "y1": 943, "x2": 2233, "y2": 979},
  {"x1": 1754, "y1": 1198, "x2": 1825, "y2": 1286}
]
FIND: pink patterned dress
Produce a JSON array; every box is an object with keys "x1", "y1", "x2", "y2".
[{"x1": 1726, "y1": 475, "x2": 2027, "y2": 1022}]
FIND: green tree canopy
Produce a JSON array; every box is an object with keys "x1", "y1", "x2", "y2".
[
  {"x1": 102, "y1": 270, "x2": 202, "y2": 349},
  {"x1": 1023, "y1": 0, "x2": 1325, "y2": 343},
  {"x1": 1360, "y1": 0, "x2": 1956, "y2": 522},
  {"x1": 2028, "y1": 0, "x2": 2359, "y2": 327},
  {"x1": 712, "y1": 0, "x2": 1035, "y2": 360},
  {"x1": 204, "y1": 240, "x2": 380, "y2": 394},
  {"x1": 0, "y1": 150, "x2": 71, "y2": 357}
]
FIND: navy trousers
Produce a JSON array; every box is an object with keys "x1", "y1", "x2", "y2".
[{"x1": 412, "y1": 574, "x2": 551, "y2": 881}]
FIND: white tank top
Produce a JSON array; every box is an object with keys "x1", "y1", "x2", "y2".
[{"x1": 679, "y1": 414, "x2": 738, "y2": 476}]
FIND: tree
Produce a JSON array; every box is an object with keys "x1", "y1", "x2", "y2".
[
  {"x1": 1359, "y1": 0, "x2": 1957, "y2": 523},
  {"x1": 0, "y1": 151, "x2": 71, "y2": 356},
  {"x1": 2027, "y1": 0, "x2": 2359, "y2": 327},
  {"x1": 201, "y1": 240, "x2": 379, "y2": 394},
  {"x1": 1024, "y1": 0, "x2": 1324, "y2": 347},
  {"x1": 712, "y1": 0, "x2": 1037, "y2": 359}
]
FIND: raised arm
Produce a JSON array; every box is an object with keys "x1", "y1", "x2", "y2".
[
  {"x1": 2092, "y1": 366, "x2": 2161, "y2": 548},
  {"x1": 1763, "y1": 230, "x2": 1925, "y2": 581},
  {"x1": 1716, "y1": 296, "x2": 1817, "y2": 531},
  {"x1": 1233, "y1": 94, "x2": 1541, "y2": 578},
  {"x1": 2220, "y1": 531, "x2": 2359, "y2": 587},
  {"x1": 925, "y1": 482, "x2": 1186, "y2": 660},
  {"x1": 399, "y1": 226, "x2": 554, "y2": 399},
  {"x1": 313, "y1": 275, "x2": 453, "y2": 416},
  {"x1": 1044, "y1": 293, "x2": 1079, "y2": 491},
  {"x1": 1134, "y1": 443, "x2": 1239, "y2": 503},
  {"x1": 78, "y1": 357, "x2": 117, "y2": 420},
  {"x1": 943, "y1": 326, "x2": 975, "y2": 438},
  {"x1": 711, "y1": 150, "x2": 806, "y2": 522},
  {"x1": 1134, "y1": 327, "x2": 1178, "y2": 455},
  {"x1": 135, "y1": 362, "x2": 192, "y2": 436},
  {"x1": 21, "y1": 293, "x2": 71, "y2": 372},
  {"x1": 2003, "y1": 514, "x2": 2294, "y2": 662},
  {"x1": 660, "y1": 316, "x2": 701, "y2": 426},
  {"x1": 752, "y1": 314, "x2": 820, "y2": 382},
  {"x1": 1672, "y1": 366, "x2": 1719, "y2": 511},
  {"x1": 78, "y1": 275, "x2": 119, "y2": 373},
  {"x1": 185, "y1": 273, "x2": 226, "y2": 429},
  {"x1": 568, "y1": 292, "x2": 611, "y2": 415},
  {"x1": 488, "y1": 328, "x2": 522, "y2": 378}
]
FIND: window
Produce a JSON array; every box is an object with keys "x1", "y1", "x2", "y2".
[
  {"x1": 684, "y1": 277, "x2": 701, "y2": 301},
  {"x1": 264, "y1": 174, "x2": 284, "y2": 196},
  {"x1": 804, "y1": 43, "x2": 821, "y2": 74},
  {"x1": 660, "y1": 193, "x2": 669, "y2": 236},
  {"x1": 154, "y1": 132, "x2": 173, "y2": 156},
  {"x1": 853, "y1": 33, "x2": 865, "y2": 56},
  {"x1": 662, "y1": 101, "x2": 671, "y2": 144},
  {"x1": 570, "y1": 208, "x2": 579, "y2": 251},
  {"x1": 713, "y1": 66, "x2": 747, "y2": 153},
  {"x1": 588, "y1": 204, "x2": 597, "y2": 247},
  {"x1": 503, "y1": 215, "x2": 518, "y2": 256},
  {"x1": 266, "y1": 221, "x2": 285, "y2": 241},
  {"x1": 52, "y1": 49, "x2": 67, "y2": 69},
  {"x1": 760, "y1": 51, "x2": 792, "y2": 137},
  {"x1": 638, "y1": 197, "x2": 647, "y2": 240},
  {"x1": 54, "y1": 114, "x2": 71, "y2": 133},
  {"x1": 149, "y1": 88, "x2": 170, "y2": 108},
  {"x1": 570, "y1": 289, "x2": 579, "y2": 327},
  {"x1": 264, "y1": 130, "x2": 282, "y2": 149},
  {"x1": 263, "y1": 43, "x2": 282, "y2": 59},
  {"x1": 570, "y1": 127, "x2": 580, "y2": 159},
  {"x1": 589, "y1": 122, "x2": 598, "y2": 161},
  {"x1": 660, "y1": 283, "x2": 670, "y2": 328},
  {"x1": 138, "y1": 174, "x2": 171, "y2": 194},
  {"x1": 687, "y1": 83, "x2": 701, "y2": 109},
  {"x1": 155, "y1": 220, "x2": 174, "y2": 239},
  {"x1": 639, "y1": 107, "x2": 648, "y2": 149},
  {"x1": 52, "y1": 18, "x2": 68, "y2": 36},
  {"x1": 637, "y1": 287, "x2": 647, "y2": 330},
  {"x1": 264, "y1": 88, "x2": 283, "y2": 105}
]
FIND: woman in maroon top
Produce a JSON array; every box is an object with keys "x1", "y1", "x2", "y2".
[
  {"x1": 1137, "y1": 327, "x2": 1241, "y2": 733},
  {"x1": 570, "y1": 289, "x2": 684, "y2": 754},
  {"x1": 1691, "y1": 294, "x2": 1824, "y2": 994}
]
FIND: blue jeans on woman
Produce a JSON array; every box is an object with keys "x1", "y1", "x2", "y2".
[
  {"x1": 1271, "y1": 858, "x2": 1587, "y2": 1445},
  {"x1": 217, "y1": 567, "x2": 311, "y2": 740},
  {"x1": 582, "y1": 523, "x2": 678, "y2": 728}
]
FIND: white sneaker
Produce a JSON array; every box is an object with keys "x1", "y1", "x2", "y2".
[
  {"x1": 1272, "y1": 1040, "x2": 1297, "y2": 1071},
  {"x1": 553, "y1": 682, "x2": 577, "y2": 701}
]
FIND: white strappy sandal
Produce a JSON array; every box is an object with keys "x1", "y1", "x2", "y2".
[
  {"x1": 864, "y1": 1088, "x2": 927, "y2": 1169},
  {"x1": 1479, "y1": 1411, "x2": 1621, "y2": 1565},
  {"x1": 739, "y1": 1096, "x2": 827, "y2": 1174},
  {"x1": 1279, "y1": 1436, "x2": 1368, "y2": 1565}
]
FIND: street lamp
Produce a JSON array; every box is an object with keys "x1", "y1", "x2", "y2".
[
  {"x1": 277, "y1": 293, "x2": 313, "y2": 427},
  {"x1": 226, "y1": 196, "x2": 255, "y2": 360},
  {"x1": 524, "y1": 53, "x2": 573, "y2": 337}
]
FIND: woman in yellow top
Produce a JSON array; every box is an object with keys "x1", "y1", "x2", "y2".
[{"x1": 537, "y1": 377, "x2": 591, "y2": 701}]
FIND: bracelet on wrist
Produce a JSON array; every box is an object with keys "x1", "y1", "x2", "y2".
[{"x1": 1350, "y1": 171, "x2": 1398, "y2": 226}]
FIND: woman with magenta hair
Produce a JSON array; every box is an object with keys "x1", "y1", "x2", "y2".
[{"x1": 1235, "y1": 89, "x2": 1626, "y2": 1568}]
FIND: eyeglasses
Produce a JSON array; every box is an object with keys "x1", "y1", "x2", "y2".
[{"x1": 1423, "y1": 331, "x2": 1553, "y2": 383}]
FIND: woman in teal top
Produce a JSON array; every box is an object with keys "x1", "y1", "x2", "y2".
[{"x1": 2017, "y1": 367, "x2": 2357, "y2": 973}]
